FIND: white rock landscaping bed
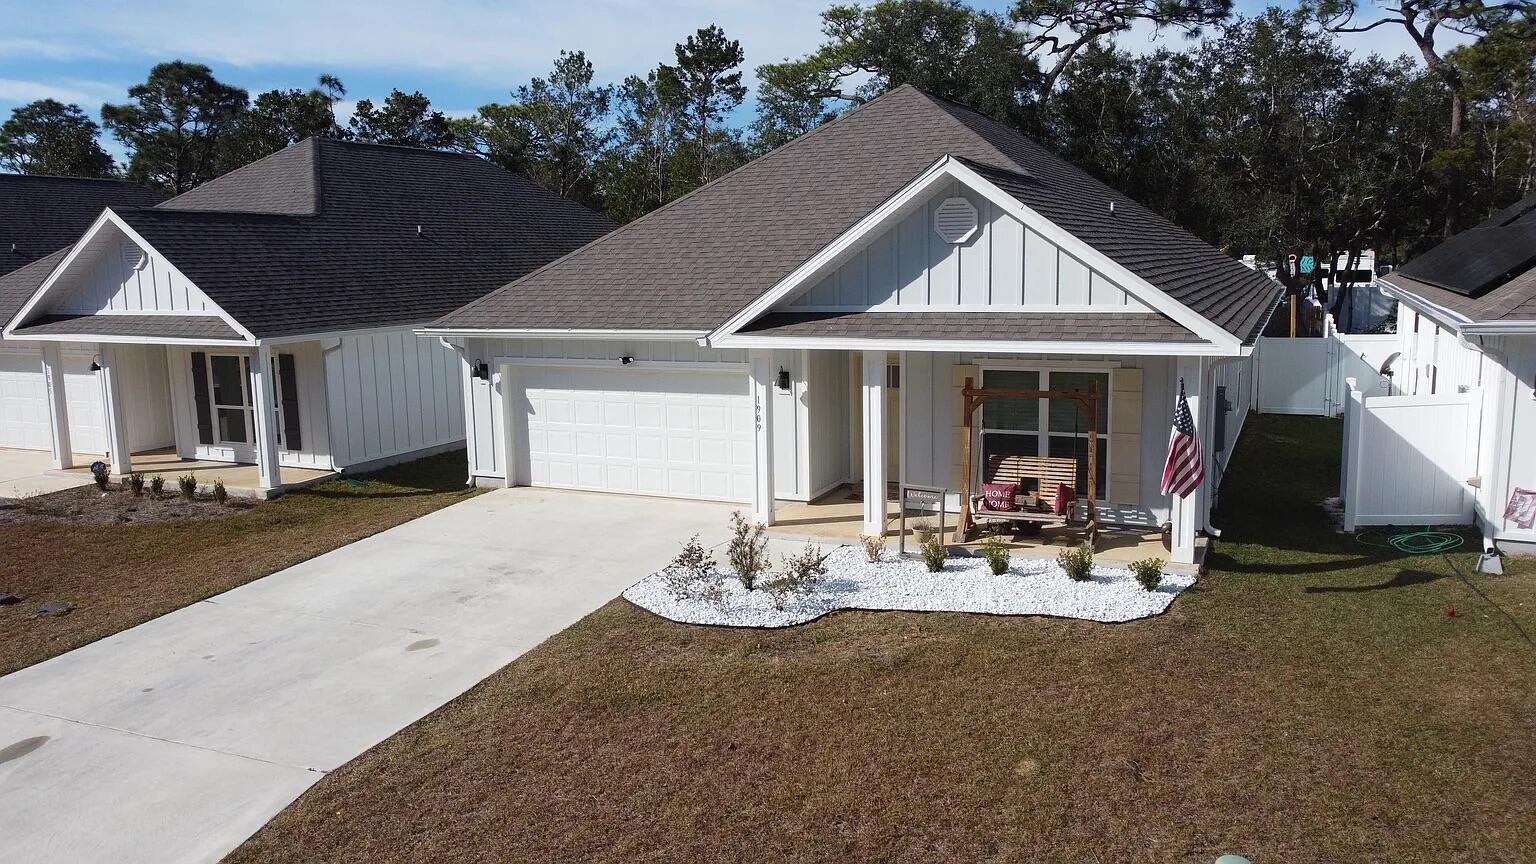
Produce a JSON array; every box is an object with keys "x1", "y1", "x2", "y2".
[{"x1": 623, "y1": 545, "x2": 1195, "y2": 628}]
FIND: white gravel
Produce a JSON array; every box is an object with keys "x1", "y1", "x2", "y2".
[{"x1": 623, "y1": 545, "x2": 1195, "y2": 628}]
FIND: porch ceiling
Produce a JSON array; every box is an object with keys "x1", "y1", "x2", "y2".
[
  {"x1": 737, "y1": 310, "x2": 1204, "y2": 343},
  {"x1": 9, "y1": 313, "x2": 246, "y2": 342}
]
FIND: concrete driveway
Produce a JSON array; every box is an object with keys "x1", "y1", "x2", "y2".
[
  {"x1": 0, "y1": 487, "x2": 735, "y2": 864},
  {"x1": 0, "y1": 447, "x2": 92, "y2": 498}
]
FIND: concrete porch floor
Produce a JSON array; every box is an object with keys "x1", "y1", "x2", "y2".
[
  {"x1": 51, "y1": 448, "x2": 335, "y2": 498},
  {"x1": 770, "y1": 485, "x2": 1203, "y2": 574}
]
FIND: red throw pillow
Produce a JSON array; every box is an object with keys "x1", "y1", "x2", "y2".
[
  {"x1": 982, "y1": 482, "x2": 1017, "y2": 512},
  {"x1": 1053, "y1": 483, "x2": 1076, "y2": 515}
]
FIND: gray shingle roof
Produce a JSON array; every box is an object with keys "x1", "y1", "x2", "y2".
[
  {"x1": 1383, "y1": 193, "x2": 1536, "y2": 323},
  {"x1": 434, "y1": 85, "x2": 1280, "y2": 345},
  {"x1": 0, "y1": 174, "x2": 163, "y2": 273},
  {"x1": 739, "y1": 311, "x2": 1200, "y2": 342},
  {"x1": 0, "y1": 249, "x2": 67, "y2": 330},
  {"x1": 11, "y1": 313, "x2": 243, "y2": 341}
]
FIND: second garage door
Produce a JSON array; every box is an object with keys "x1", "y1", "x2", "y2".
[{"x1": 513, "y1": 365, "x2": 755, "y2": 503}]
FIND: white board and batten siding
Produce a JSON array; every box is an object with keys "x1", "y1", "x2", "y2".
[
  {"x1": 48, "y1": 225, "x2": 219, "y2": 316},
  {"x1": 786, "y1": 181, "x2": 1149, "y2": 312},
  {"x1": 325, "y1": 329, "x2": 464, "y2": 471}
]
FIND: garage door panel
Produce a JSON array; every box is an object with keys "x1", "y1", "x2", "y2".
[{"x1": 517, "y1": 366, "x2": 752, "y2": 503}]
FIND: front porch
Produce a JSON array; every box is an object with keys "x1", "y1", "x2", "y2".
[
  {"x1": 52, "y1": 447, "x2": 334, "y2": 499},
  {"x1": 769, "y1": 484, "x2": 1203, "y2": 573}
]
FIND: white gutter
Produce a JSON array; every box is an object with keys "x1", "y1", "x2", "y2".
[
  {"x1": 1459, "y1": 321, "x2": 1536, "y2": 336},
  {"x1": 417, "y1": 327, "x2": 709, "y2": 341}
]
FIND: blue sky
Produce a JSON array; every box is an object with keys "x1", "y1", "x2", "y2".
[{"x1": 0, "y1": 0, "x2": 1458, "y2": 163}]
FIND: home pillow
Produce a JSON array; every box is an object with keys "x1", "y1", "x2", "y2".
[
  {"x1": 1054, "y1": 483, "x2": 1076, "y2": 515},
  {"x1": 982, "y1": 482, "x2": 1017, "y2": 512}
]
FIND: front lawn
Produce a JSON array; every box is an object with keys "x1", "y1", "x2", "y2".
[
  {"x1": 229, "y1": 416, "x2": 1536, "y2": 863},
  {"x1": 0, "y1": 451, "x2": 481, "y2": 676}
]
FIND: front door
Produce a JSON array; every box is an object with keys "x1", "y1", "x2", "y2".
[{"x1": 193, "y1": 352, "x2": 257, "y2": 462}]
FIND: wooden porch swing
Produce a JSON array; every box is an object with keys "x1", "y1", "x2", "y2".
[{"x1": 957, "y1": 376, "x2": 1099, "y2": 546}]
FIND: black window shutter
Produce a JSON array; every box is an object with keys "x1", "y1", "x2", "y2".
[
  {"x1": 278, "y1": 353, "x2": 302, "y2": 452},
  {"x1": 190, "y1": 352, "x2": 214, "y2": 445}
]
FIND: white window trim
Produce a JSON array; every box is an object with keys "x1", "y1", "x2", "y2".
[
  {"x1": 205, "y1": 353, "x2": 255, "y2": 447},
  {"x1": 976, "y1": 363, "x2": 1113, "y2": 499}
]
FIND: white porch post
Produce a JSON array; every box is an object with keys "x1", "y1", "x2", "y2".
[
  {"x1": 749, "y1": 349, "x2": 776, "y2": 524},
  {"x1": 40, "y1": 342, "x2": 73, "y2": 469},
  {"x1": 861, "y1": 349, "x2": 887, "y2": 536},
  {"x1": 1170, "y1": 355, "x2": 1203, "y2": 565},
  {"x1": 250, "y1": 344, "x2": 283, "y2": 491},
  {"x1": 97, "y1": 344, "x2": 131, "y2": 476}
]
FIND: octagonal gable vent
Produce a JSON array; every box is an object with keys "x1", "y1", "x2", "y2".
[{"x1": 933, "y1": 196, "x2": 979, "y2": 244}]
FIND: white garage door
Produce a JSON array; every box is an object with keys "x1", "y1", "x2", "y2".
[
  {"x1": 0, "y1": 347, "x2": 51, "y2": 449},
  {"x1": 515, "y1": 365, "x2": 755, "y2": 503}
]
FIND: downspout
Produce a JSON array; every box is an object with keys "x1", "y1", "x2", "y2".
[
  {"x1": 1467, "y1": 333, "x2": 1510, "y2": 558},
  {"x1": 438, "y1": 337, "x2": 476, "y2": 487},
  {"x1": 319, "y1": 338, "x2": 344, "y2": 474}
]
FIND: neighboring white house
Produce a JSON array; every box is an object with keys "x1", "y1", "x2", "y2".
[
  {"x1": 0, "y1": 175, "x2": 164, "y2": 455},
  {"x1": 0, "y1": 138, "x2": 612, "y2": 493},
  {"x1": 1358, "y1": 193, "x2": 1536, "y2": 552},
  {"x1": 422, "y1": 86, "x2": 1283, "y2": 565}
]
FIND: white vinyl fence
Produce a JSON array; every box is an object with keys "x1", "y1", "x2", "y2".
[
  {"x1": 1256, "y1": 321, "x2": 1396, "y2": 416},
  {"x1": 1340, "y1": 377, "x2": 1476, "y2": 529}
]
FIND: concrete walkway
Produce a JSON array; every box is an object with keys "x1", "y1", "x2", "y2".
[
  {"x1": 0, "y1": 488, "x2": 735, "y2": 864},
  {"x1": 0, "y1": 447, "x2": 93, "y2": 498}
]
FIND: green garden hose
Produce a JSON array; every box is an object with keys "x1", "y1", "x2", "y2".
[{"x1": 1356, "y1": 529, "x2": 1466, "y2": 555}]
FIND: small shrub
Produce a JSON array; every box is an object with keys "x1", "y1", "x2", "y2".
[
  {"x1": 981, "y1": 535, "x2": 1011, "y2": 576},
  {"x1": 920, "y1": 534, "x2": 946, "y2": 573},
  {"x1": 661, "y1": 534, "x2": 719, "y2": 601},
  {"x1": 859, "y1": 533, "x2": 886, "y2": 563},
  {"x1": 212, "y1": 479, "x2": 228, "y2": 506},
  {"x1": 177, "y1": 474, "x2": 198, "y2": 500},
  {"x1": 1130, "y1": 557, "x2": 1165, "y2": 592},
  {"x1": 149, "y1": 474, "x2": 165, "y2": 496},
  {"x1": 91, "y1": 462, "x2": 110, "y2": 490},
  {"x1": 127, "y1": 472, "x2": 145, "y2": 497},
  {"x1": 767, "y1": 542, "x2": 830, "y2": 610},
  {"x1": 1057, "y1": 542, "x2": 1094, "y2": 582},
  {"x1": 727, "y1": 511, "x2": 771, "y2": 590}
]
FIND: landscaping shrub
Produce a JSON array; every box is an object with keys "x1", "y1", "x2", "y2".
[
  {"x1": 91, "y1": 463, "x2": 110, "y2": 490},
  {"x1": 128, "y1": 472, "x2": 145, "y2": 497},
  {"x1": 768, "y1": 542, "x2": 830, "y2": 610},
  {"x1": 149, "y1": 474, "x2": 165, "y2": 496},
  {"x1": 727, "y1": 511, "x2": 770, "y2": 590},
  {"x1": 1130, "y1": 557, "x2": 1165, "y2": 591},
  {"x1": 920, "y1": 534, "x2": 945, "y2": 573},
  {"x1": 177, "y1": 474, "x2": 198, "y2": 500},
  {"x1": 860, "y1": 534, "x2": 885, "y2": 563},
  {"x1": 661, "y1": 534, "x2": 718, "y2": 602},
  {"x1": 1057, "y1": 542, "x2": 1094, "y2": 581},
  {"x1": 212, "y1": 479, "x2": 228, "y2": 506},
  {"x1": 981, "y1": 535, "x2": 1011, "y2": 576}
]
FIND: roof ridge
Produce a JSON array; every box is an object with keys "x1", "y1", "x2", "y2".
[{"x1": 0, "y1": 173, "x2": 153, "y2": 187}]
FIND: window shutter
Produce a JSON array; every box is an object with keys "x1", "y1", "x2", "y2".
[
  {"x1": 189, "y1": 352, "x2": 214, "y2": 445},
  {"x1": 278, "y1": 353, "x2": 302, "y2": 452},
  {"x1": 1108, "y1": 367, "x2": 1142, "y2": 505}
]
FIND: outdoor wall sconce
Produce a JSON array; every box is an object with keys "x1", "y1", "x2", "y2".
[
  {"x1": 776, "y1": 366, "x2": 791, "y2": 392},
  {"x1": 469, "y1": 360, "x2": 489, "y2": 381},
  {"x1": 621, "y1": 356, "x2": 635, "y2": 365},
  {"x1": 88, "y1": 358, "x2": 101, "y2": 372}
]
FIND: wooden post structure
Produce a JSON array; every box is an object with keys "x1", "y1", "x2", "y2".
[{"x1": 957, "y1": 376, "x2": 1098, "y2": 545}]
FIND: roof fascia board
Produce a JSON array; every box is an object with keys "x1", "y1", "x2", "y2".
[
  {"x1": 1378, "y1": 278, "x2": 1475, "y2": 332},
  {"x1": 257, "y1": 322, "x2": 436, "y2": 346},
  {"x1": 1459, "y1": 320, "x2": 1536, "y2": 335},
  {"x1": 416, "y1": 327, "x2": 710, "y2": 342},
  {"x1": 1, "y1": 208, "x2": 257, "y2": 343},
  {"x1": 707, "y1": 155, "x2": 1245, "y2": 352},
  {"x1": 713, "y1": 333, "x2": 1230, "y2": 356}
]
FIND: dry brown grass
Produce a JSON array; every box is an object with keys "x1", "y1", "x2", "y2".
[
  {"x1": 229, "y1": 418, "x2": 1536, "y2": 863},
  {"x1": 0, "y1": 451, "x2": 480, "y2": 676}
]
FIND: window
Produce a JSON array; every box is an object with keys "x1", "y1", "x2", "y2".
[
  {"x1": 206, "y1": 354, "x2": 252, "y2": 445},
  {"x1": 980, "y1": 367, "x2": 1109, "y2": 498}
]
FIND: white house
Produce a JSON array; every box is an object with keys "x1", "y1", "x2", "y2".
[
  {"x1": 1, "y1": 138, "x2": 612, "y2": 493},
  {"x1": 423, "y1": 86, "x2": 1283, "y2": 565},
  {"x1": 0, "y1": 175, "x2": 163, "y2": 455},
  {"x1": 1362, "y1": 193, "x2": 1536, "y2": 553}
]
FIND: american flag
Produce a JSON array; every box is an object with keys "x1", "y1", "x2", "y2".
[{"x1": 1160, "y1": 380, "x2": 1204, "y2": 498}]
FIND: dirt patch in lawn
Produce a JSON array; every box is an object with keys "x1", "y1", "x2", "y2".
[
  {"x1": 0, "y1": 450, "x2": 481, "y2": 676},
  {"x1": 0, "y1": 484, "x2": 258, "y2": 526},
  {"x1": 228, "y1": 417, "x2": 1536, "y2": 864}
]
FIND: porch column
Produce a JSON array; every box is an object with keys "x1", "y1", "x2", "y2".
[
  {"x1": 749, "y1": 349, "x2": 775, "y2": 525},
  {"x1": 250, "y1": 345, "x2": 282, "y2": 491},
  {"x1": 97, "y1": 344, "x2": 131, "y2": 476},
  {"x1": 1170, "y1": 355, "x2": 1204, "y2": 565},
  {"x1": 39, "y1": 343, "x2": 72, "y2": 469},
  {"x1": 861, "y1": 349, "x2": 887, "y2": 536}
]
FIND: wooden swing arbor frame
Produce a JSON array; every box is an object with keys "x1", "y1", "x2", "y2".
[{"x1": 957, "y1": 375, "x2": 1099, "y2": 543}]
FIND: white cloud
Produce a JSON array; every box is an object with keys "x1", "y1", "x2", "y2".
[{"x1": 0, "y1": 76, "x2": 123, "y2": 106}]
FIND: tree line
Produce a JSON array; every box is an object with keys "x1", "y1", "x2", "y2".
[{"x1": 1, "y1": 1, "x2": 1531, "y2": 267}]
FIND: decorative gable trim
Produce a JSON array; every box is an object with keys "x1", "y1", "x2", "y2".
[
  {"x1": 708, "y1": 155, "x2": 1242, "y2": 352},
  {"x1": 2, "y1": 208, "x2": 256, "y2": 344}
]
